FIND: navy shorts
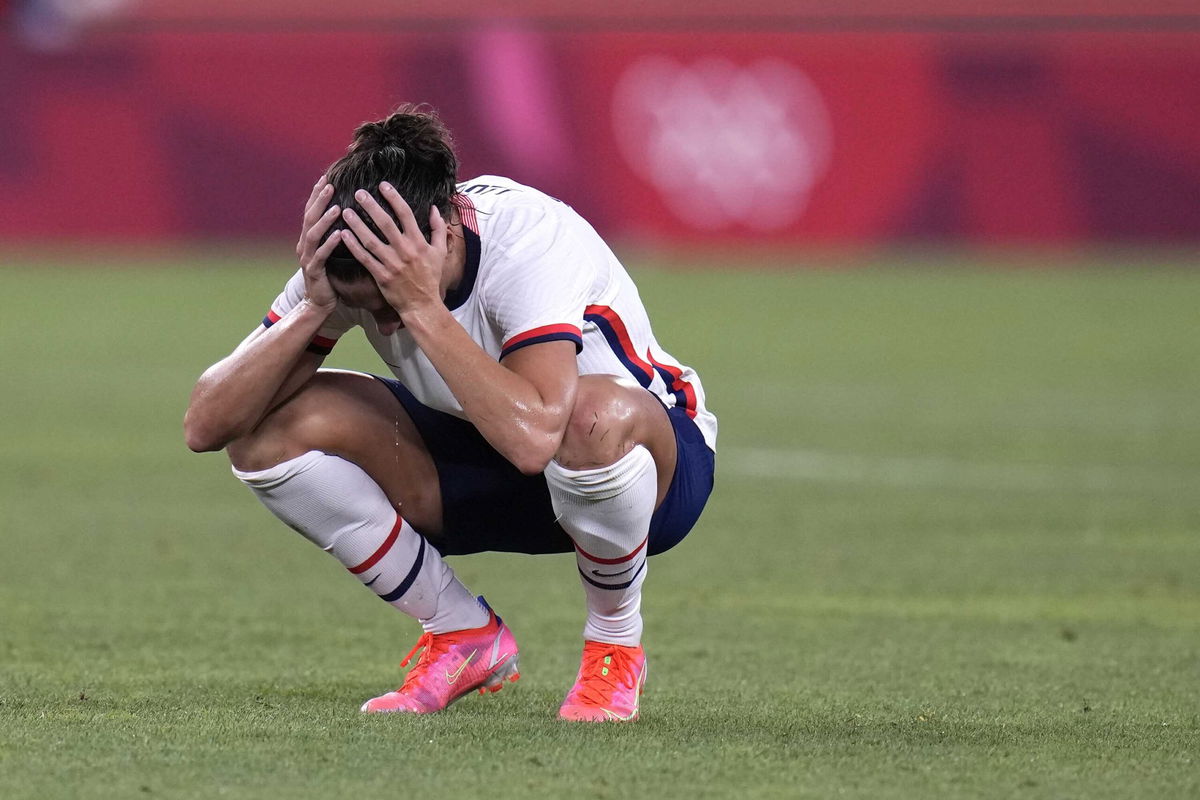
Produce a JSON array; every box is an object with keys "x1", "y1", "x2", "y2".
[{"x1": 373, "y1": 376, "x2": 715, "y2": 557}]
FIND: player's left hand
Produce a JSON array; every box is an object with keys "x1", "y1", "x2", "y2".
[{"x1": 339, "y1": 183, "x2": 449, "y2": 318}]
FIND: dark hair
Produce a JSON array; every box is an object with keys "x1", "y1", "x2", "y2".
[{"x1": 322, "y1": 104, "x2": 458, "y2": 282}]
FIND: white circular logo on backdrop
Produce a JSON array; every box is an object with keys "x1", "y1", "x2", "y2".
[{"x1": 612, "y1": 57, "x2": 832, "y2": 231}]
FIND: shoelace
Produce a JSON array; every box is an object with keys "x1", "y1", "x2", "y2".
[
  {"x1": 396, "y1": 632, "x2": 446, "y2": 692},
  {"x1": 572, "y1": 645, "x2": 638, "y2": 706}
]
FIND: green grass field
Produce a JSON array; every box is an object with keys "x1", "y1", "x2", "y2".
[{"x1": 2, "y1": 255, "x2": 1198, "y2": 798}]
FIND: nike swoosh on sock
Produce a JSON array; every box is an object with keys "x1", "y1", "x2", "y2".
[{"x1": 591, "y1": 564, "x2": 636, "y2": 578}]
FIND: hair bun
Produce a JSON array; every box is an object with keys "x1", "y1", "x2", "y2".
[
  {"x1": 353, "y1": 121, "x2": 404, "y2": 150},
  {"x1": 322, "y1": 104, "x2": 458, "y2": 280},
  {"x1": 350, "y1": 104, "x2": 451, "y2": 158}
]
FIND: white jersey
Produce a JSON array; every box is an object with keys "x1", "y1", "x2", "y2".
[{"x1": 265, "y1": 175, "x2": 717, "y2": 452}]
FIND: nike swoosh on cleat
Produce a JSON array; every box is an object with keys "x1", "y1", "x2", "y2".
[
  {"x1": 591, "y1": 565, "x2": 635, "y2": 578},
  {"x1": 601, "y1": 664, "x2": 646, "y2": 721},
  {"x1": 487, "y1": 630, "x2": 509, "y2": 668},
  {"x1": 602, "y1": 707, "x2": 638, "y2": 721},
  {"x1": 445, "y1": 650, "x2": 477, "y2": 685}
]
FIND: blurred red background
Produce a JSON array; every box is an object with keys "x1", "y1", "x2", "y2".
[{"x1": 3, "y1": 1, "x2": 1198, "y2": 247}]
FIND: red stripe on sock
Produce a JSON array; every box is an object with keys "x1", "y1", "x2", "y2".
[
  {"x1": 347, "y1": 515, "x2": 403, "y2": 575},
  {"x1": 575, "y1": 536, "x2": 648, "y2": 565}
]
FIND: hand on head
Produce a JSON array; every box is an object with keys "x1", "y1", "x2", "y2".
[
  {"x1": 338, "y1": 182, "x2": 451, "y2": 318},
  {"x1": 296, "y1": 175, "x2": 342, "y2": 312}
]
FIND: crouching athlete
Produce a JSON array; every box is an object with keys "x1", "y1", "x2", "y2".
[{"x1": 183, "y1": 105, "x2": 717, "y2": 722}]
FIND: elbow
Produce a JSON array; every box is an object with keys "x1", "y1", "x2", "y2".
[
  {"x1": 184, "y1": 374, "x2": 242, "y2": 453},
  {"x1": 507, "y1": 409, "x2": 571, "y2": 476},
  {"x1": 513, "y1": 452, "x2": 554, "y2": 477},
  {"x1": 508, "y1": 432, "x2": 563, "y2": 477},
  {"x1": 183, "y1": 407, "x2": 231, "y2": 453}
]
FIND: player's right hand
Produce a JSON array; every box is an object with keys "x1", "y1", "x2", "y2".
[{"x1": 296, "y1": 175, "x2": 343, "y2": 312}]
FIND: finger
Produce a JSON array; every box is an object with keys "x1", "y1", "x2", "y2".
[
  {"x1": 341, "y1": 208, "x2": 393, "y2": 263},
  {"x1": 379, "y1": 182, "x2": 422, "y2": 244},
  {"x1": 429, "y1": 204, "x2": 448, "y2": 254},
  {"x1": 303, "y1": 184, "x2": 335, "y2": 229},
  {"x1": 300, "y1": 187, "x2": 335, "y2": 260},
  {"x1": 339, "y1": 227, "x2": 387, "y2": 281},
  {"x1": 303, "y1": 175, "x2": 329, "y2": 216},
  {"x1": 308, "y1": 229, "x2": 343, "y2": 269},
  {"x1": 299, "y1": 179, "x2": 332, "y2": 257},
  {"x1": 302, "y1": 203, "x2": 341, "y2": 256},
  {"x1": 354, "y1": 189, "x2": 405, "y2": 249}
]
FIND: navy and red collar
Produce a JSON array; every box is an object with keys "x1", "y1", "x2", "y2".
[{"x1": 443, "y1": 224, "x2": 480, "y2": 311}]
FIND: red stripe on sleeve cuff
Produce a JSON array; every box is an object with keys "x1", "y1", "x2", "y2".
[
  {"x1": 503, "y1": 324, "x2": 583, "y2": 351},
  {"x1": 501, "y1": 324, "x2": 583, "y2": 359}
]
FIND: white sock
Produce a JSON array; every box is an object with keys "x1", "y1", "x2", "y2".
[
  {"x1": 544, "y1": 445, "x2": 656, "y2": 646},
  {"x1": 232, "y1": 450, "x2": 488, "y2": 634}
]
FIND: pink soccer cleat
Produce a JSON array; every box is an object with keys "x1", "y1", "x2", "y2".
[
  {"x1": 558, "y1": 641, "x2": 647, "y2": 722},
  {"x1": 360, "y1": 599, "x2": 520, "y2": 714}
]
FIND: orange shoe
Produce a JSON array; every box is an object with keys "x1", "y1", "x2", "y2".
[
  {"x1": 558, "y1": 641, "x2": 647, "y2": 722},
  {"x1": 360, "y1": 599, "x2": 519, "y2": 714}
]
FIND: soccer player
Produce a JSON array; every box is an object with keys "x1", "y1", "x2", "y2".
[{"x1": 184, "y1": 106, "x2": 717, "y2": 722}]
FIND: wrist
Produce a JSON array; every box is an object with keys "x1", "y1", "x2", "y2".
[
  {"x1": 400, "y1": 300, "x2": 451, "y2": 335},
  {"x1": 298, "y1": 296, "x2": 337, "y2": 318}
]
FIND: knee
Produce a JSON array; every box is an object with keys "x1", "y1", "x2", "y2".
[
  {"x1": 226, "y1": 375, "x2": 340, "y2": 472},
  {"x1": 226, "y1": 433, "x2": 284, "y2": 473},
  {"x1": 556, "y1": 376, "x2": 644, "y2": 469}
]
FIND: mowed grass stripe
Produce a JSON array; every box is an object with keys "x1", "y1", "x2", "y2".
[{"x1": 721, "y1": 446, "x2": 1200, "y2": 493}]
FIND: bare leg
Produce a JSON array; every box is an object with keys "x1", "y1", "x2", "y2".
[
  {"x1": 226, "y1": 369, "x2": 485, "y2": 632},
  {"x1": 546, "y1": 375, "x2": 673, "y2": 721},
  {"x1": 227, "y1": 369, "x2": 443, "y2": 536},
  {"x1": 553, "y1": 374, "x2": 677, "y2": 508},
  {"x1": 546, "y1": 375, "x2": 677, "y2": 645}
]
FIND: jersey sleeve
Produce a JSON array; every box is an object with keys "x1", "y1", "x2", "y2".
[
  {"x1": 482, "y1": 206, "x2": 591, "y2": 361},
  {"x1": 263, "y1": 270, "x2": 356, "y2": 356}
]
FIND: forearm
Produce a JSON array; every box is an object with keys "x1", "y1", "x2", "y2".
[
  {"x1": 403, "y1": 305, "x2": 573, "y2": 474},
  {"x1": 333, "y1": 183, "x2": 574, "y2": 471},
  {"x1": 184, "y1": 300, "x2": 330, "y2": 451}
]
